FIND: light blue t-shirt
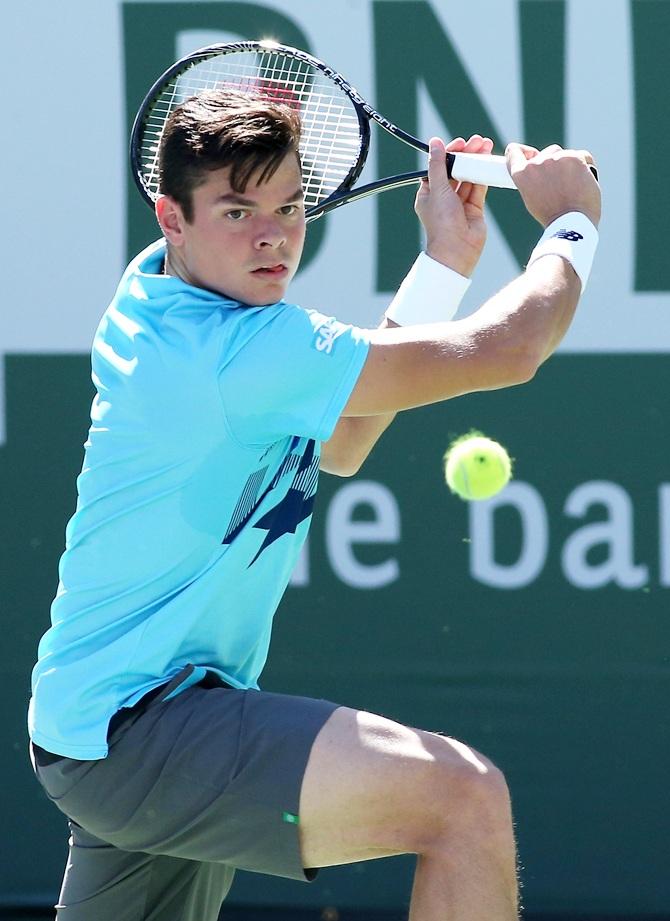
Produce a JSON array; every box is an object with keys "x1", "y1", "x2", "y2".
[{"x1": 28, "y1": 239, "x2": 370, "y2": 759}]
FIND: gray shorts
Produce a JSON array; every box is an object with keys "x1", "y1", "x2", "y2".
[{"x1": 31, "y1": 666, "x2": 340, "y2": 921}]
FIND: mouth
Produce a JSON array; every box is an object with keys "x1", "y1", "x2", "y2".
[{"x1": 251, "y1": 263, "x2": 288, "y2": 279}]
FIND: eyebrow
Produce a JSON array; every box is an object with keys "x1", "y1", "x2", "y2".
[{"x1": 214, "y1": 187, "x2": 304, "y2": 207}]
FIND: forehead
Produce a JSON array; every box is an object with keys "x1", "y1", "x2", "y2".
[{"x1": 195, "y1": 153, "x2": 303, "y2": 203}]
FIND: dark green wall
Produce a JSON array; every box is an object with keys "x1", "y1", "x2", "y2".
[{"x1": 5, "y1": 355, "x2": 669, "y2": 913}]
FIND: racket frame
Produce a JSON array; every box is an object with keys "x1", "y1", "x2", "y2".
[{"x1": 129, "y1": 40, "x2": 511, "y2": 223}]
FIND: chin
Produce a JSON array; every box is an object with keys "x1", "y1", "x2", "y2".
[
  {"x1": 247, "y1": 283, "x2": 291, "y2": 307},
  {"x1": 208, "y1": 275, "x2": 291, "y2": 306},
  {"x1": 206, "y1": 284, "x2": 274, "y2": 306}
]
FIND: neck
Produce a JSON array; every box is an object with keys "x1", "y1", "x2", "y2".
[{"x1": 163, "y1": 246, "x2": 189, "y2": 284}]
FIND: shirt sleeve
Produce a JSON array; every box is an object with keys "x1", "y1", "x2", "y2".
[{"x1": 217, "y1": 303, "x2": 371, "y2": 446}]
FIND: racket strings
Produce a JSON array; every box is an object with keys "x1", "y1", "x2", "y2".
[{"x1": 138, "y1": 50, "x2": 363, "y2": 209}]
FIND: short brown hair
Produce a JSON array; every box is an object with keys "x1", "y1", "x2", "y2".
[{"x1": 158, "y1": 89, "x2": 302, "y2": 221}]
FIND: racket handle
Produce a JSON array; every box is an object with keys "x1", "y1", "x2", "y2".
[
  {"x1": 447, "y1": 151, "x2": 599, "y2": 189},
  {"x1": 447, "y1": 152, "x2": 517, "y2": 189}
]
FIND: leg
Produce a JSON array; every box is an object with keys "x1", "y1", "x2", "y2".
[
  {"x1": 35, "y1": 679, "x2": 339, "y2": 918},
  {"x1": 54, "y1": 821, "x2": 235, "y2": 921},
  {"x1": 298, "y1": 708, "x2": 518, "y2": 921}
]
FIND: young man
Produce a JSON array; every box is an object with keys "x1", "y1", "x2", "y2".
[{"x1": 28, "y1": 90, "x2": 600, "y2": 920}]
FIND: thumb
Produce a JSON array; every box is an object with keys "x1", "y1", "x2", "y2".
[
  {"x1": 426, "y1": 136, "x2": 451, "y2": 192},
  {"x1": 505, "y1": 141, "x2": 540, "y2": 175},
  {"x1": 505, "y1": 142, "x2": 526, "y2": 176}
]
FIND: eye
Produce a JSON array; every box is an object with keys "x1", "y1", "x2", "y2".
[
  {"x1": 225, "y1": 209, "x2": 247, "y2": 221},
  {"x1": 279, "y1": 204, "x2": 302, "y2": 216}
]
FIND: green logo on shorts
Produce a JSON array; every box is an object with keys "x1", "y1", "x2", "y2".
[{"x1": 282, "y1": 811, "x2": 300, "y2": 825}]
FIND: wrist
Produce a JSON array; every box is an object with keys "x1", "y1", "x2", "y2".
[
  {"x1": 526, "y1": 211, "x2": 599, "y2": 292},
  {"x1": 425, "y1": 241, "x2": 479, "y2": 279},
  {"x1": 385, "y1": 252, "x2": 471, "y2": 326},
  {"x1": 541, "y1": 207, "x2": 600, "y2": 230}
]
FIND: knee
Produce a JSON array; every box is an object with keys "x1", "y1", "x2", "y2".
[{"x1": 425, "y1": 738, "x2": 514, "y2": 848}]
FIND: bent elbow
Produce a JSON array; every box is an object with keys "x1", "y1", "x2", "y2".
[
  {"x1": 320, "y1": 454, "x2": 364, "y2": 478},
  {"x1": 336, "y1": 465, "x2": 360, "y2": 478},
  {"x1": 489, "y1": 347, "x2": 539, "y2": 389},
  {"x1": 335, "y1": 456, "x2": 365, "y2": 477},
  {"x1": 513, "y1": 350, "x2": 541, "y2": 384}
]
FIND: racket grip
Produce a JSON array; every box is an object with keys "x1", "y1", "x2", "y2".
[
  {"x1": 447, "y1": 152, "x2": 517, "y2": 189},
  {"x1": 447, "y1": 151, "x2": 599, "y2": 189}
]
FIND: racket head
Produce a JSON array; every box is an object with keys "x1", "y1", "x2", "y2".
[{"x1": 130, "y1": 40, "x2": 371, "y2": 218}]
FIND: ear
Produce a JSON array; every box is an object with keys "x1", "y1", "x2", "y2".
[{"x1": 155, "y1": 195, "x2": 186, "y2": 245}]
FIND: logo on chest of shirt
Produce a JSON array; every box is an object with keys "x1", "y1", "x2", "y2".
[{"x1": 222, "y1": 439, "x2": 319, "y2": 566}]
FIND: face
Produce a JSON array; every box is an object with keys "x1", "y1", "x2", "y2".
[{"x1": 157, "y1": 152, "x2": 306, "y2": 306}]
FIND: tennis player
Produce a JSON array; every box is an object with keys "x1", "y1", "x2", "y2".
[{"x1": 28, "y1": 91, "x2": 600, "y2": 921}]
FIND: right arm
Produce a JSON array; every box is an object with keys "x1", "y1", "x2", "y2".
[{"x1": 341, "y1": 139, "x2": 601, "y2": 418}]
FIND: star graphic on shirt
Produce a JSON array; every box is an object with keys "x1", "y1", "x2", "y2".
[
  {"x1": 249, "y1": 440, "x2": 317, "y2": 566},
  {"x1": 250, "y1": 488, "x2": 315, "y2": 565}
]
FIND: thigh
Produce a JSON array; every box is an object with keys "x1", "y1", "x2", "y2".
[
  {"x1": 55, "y1": 821, "x2": 234, "y2": 921},
  {"x1": 298, "y1": 707, "x2": 495, "y2": 868},
  {"x1": 48, "y1": 682, "x2": 340, "y2": 882}
]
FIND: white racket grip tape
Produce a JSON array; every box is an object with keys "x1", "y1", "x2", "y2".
[
  {"x1": 385, "y1": 252, "x2": 471, "y2": 326},
  {"x1": 449, "y1": 152, "x2": 517, "y2": 190},
  {"x1": 526, "y1": 211, "x2": 599, "y2": 291}
]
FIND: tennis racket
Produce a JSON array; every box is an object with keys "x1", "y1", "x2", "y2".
[{"x1": 130, "y1": 39, "x2": 530, "y2": 222}]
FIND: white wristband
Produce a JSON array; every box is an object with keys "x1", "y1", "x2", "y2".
[
  {"x1": 385, "y1": 252, "x2": 471, "y2": 326},
  {"x1": 526, "y1": 211, "x2": 599, "y2": 291}
]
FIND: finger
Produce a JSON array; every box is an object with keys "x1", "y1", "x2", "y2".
[
  {"x1": 505, "y1": 142, "x2": 528, "y2": 174},
  {"x1": 460, "y1": 134, "x2": 491, "y2": 155},
  {"x1": 539, "y1": 143, "x2": 563, "y2": 157},
  {"x1": 505, "y1": 142, "x2": 540, "y2": 173},
  {"x1": 445, "y1": 136, "x2": 466, "y2": 153},
  {"x1": 573, "y1": 150, "x2": 599, "y2": 183},
  {"x1": 460, "y1": 178, "x2": 488, "y2": 212},
  {"x1": 414, "y1": 175, "x2": 430, "y2": 206},
  {"x1": 576, "y1": 149, "x2": 596, "y2": 167},
  {"x1": 456, "y1": 181, "x2": 473, "y2": 202},
  {"x1": 461, "y1": 133, "x2": 483, "y2": 151},
  {"x1": 450, "y1": 136, "x2": 494, "y2": 192},
  {"x1": 510, "y1": 142, "x2": 541, "y2": 160}
]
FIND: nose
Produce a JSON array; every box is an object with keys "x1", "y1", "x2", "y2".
[{"x1": 254, "y1": 216, "x2": 286, "y2": 250}]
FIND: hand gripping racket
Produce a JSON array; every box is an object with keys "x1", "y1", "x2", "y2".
[{"x1": 130, "y1": 39, "x2": 544, "y2": 222}]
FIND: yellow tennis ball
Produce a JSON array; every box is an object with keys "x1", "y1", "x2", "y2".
[{"x1": 444, "y1": 433, "x2": 512, "y2": 501}]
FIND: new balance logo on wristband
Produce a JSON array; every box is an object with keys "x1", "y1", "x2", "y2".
[
  {"x1": 527, "y1": 212, "x2": 599, "y2": 292},
  {"x1": 553, "y1": 230, "x2": 584, "y2": 242}
]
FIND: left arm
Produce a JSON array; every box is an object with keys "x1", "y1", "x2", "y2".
[{"x1": 320, "y1": 134, "x2": 494, "y2": 478}]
